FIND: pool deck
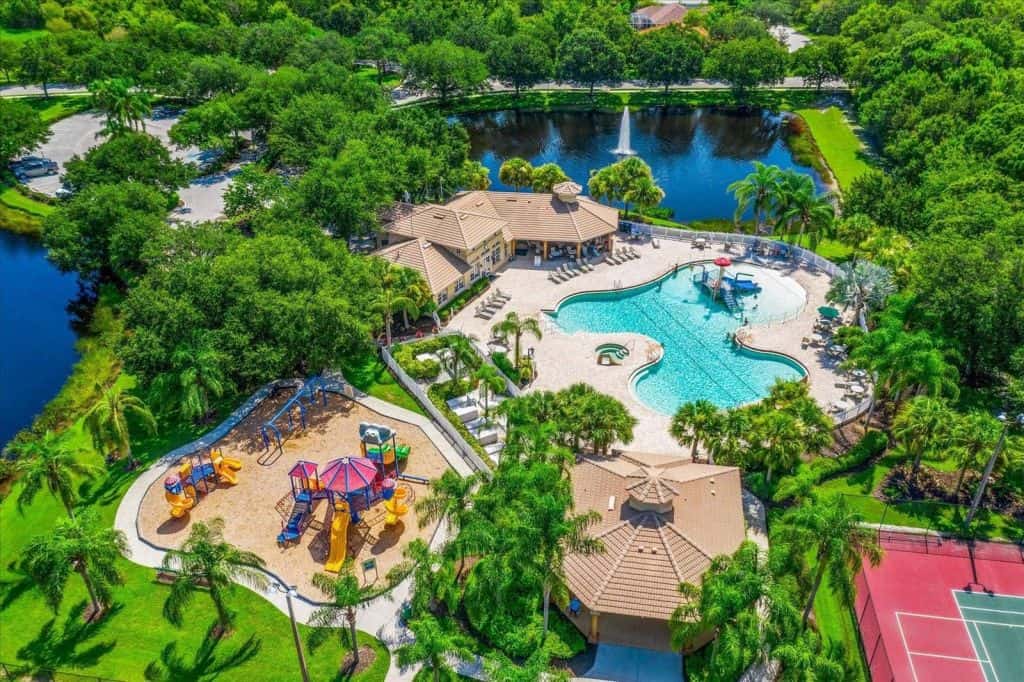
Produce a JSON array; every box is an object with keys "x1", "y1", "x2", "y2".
[{"x1": 447, "y1": 237, "x2": 851, "y2": 455}]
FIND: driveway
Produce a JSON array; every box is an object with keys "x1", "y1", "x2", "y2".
[{"x1": 577, "y1": 644, "x2": 683, "y2": 682}]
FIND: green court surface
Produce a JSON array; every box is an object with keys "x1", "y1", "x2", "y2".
[{"x1": 954, "y1": 591, "x2": 1024, "y2": 682}]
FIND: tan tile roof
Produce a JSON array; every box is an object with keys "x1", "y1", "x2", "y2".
[
  {"x1": 473, "y1": 190, "x2": 619, "y2": 244},
  {"x1": 375, "y1": 238, "x2": 468, "y2": 296},
  {"x1": 634, "y1": 4, "x2": 687, "y2": 25},
  {"x1": 566, "y1": 453, "x2": 746, "y2": 621},
  {"x1": 385, "y1": 201, "x2": 511, "y2": 252},
  {"x1": 564, "y1": 512, "x2": 711, "y2": 620}
]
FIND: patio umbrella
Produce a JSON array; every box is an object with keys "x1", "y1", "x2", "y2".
[
  {"x1": 320, "y1": 456, "x2": 377, "y2": 495},
  {"x1": 817, "y1": 306, "x2": 841, "y2": 320}
]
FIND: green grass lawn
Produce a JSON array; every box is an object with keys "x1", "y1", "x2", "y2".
[
  {"x1": 812, "y1": 561, "x2": 869, "y2": 682},
  {"x1": 339, "y1": 351, "x2": 425, "y2": 416},
  {"x1": 1, "y1": 296, "x2": 392, "y2": 679},
  {"x1": 816, "y1": 454, "x2": 1023, "y2": 541},
  {"x1": 0, "y1": 27, "x2": 47, "y2": 42},
  {"x1": 794, "y1": 107, "x2": 874, "y2": 191},
  {"x1": 353, "y1": 66, "x2": 401, "y2": 90}
]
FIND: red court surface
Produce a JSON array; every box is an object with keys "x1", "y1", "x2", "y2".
[{"x1": 855, "y1": 534, "x2": 1024, "y2": 682}]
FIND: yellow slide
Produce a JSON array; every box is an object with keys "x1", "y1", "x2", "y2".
[
  {"x1": 384, "y1": 498, "x2": 408, "y2": 527},
  {"x1": 324, "y1": 501, "x2": 350, "y2": 573},
  {"x1": 213, "y1": 454, "x2": 241, "y2": 485},
  {"x1": 166, "y1": 489, "x2": 196, "y2": 518}
]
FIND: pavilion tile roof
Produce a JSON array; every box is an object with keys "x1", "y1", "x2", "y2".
[{"x1": 375, "y1": 238, "x2": 469, "y2": 296}]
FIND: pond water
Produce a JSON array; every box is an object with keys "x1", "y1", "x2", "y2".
[
  {"x1": 0, "y1": 231, "x2": 80, "y2": 446},
  {"x1": 461, "y1": 107, "x2": 825, "y2": 222}
]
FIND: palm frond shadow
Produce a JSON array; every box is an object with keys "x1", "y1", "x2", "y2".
[
  {"x1": 144, "y1": 622, "x2": 261, "y2": 681},
  {"x1": 15, "y1": 600, "x2": 120, "y2": 671}
]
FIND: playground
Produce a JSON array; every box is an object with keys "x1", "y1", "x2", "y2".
[
  {"x1": 855, "y1": 530, "x2": 1024, "y2": 682},
  {"x1": 136, "y1": 386, "x2": 453, "y2": 594}
]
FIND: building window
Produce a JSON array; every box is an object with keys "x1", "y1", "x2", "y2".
[
  {"x1": 438, "y1": 291, "x2": 448, "y2": 305},
  {"x1": 455, "y1": 278, "x2": 466, "y2": 292},
  {"x1": 491, "y1": 245, "x2": 502, "y2": 263}
]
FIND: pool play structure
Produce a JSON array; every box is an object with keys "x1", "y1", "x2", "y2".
[{"x1": 547, "y1": 264, "x2": 807, "y2": 414}]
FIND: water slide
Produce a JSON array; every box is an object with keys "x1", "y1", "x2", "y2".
[{"x1": 324, "y1": 502, "x2": 350, "y2": 573}]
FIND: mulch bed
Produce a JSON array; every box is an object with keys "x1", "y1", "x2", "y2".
[
  {"x1": 879, "y1": 464, "x2": 1024, "y2": 520},
  {"x1": 340, "y1": 645, "x2": 377, "y2": 676}
]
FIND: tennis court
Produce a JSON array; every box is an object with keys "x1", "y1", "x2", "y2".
[{"x1": 855, "y1": 531, "x2": 1024, "y2": 682}]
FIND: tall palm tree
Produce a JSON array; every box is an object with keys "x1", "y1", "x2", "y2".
[
  {"x1": 311, "y1": 562, "x2": 375, "y2": 664},
  {"x1": 779, "y1": 496, "x2": 882, "y2": 628},
  {"x1": 706, "y1": 409, "x2": 750, "y2": 466},
  {"x1": 415, "y1": 469, "x2": 479, "y2": 532},
  {"x1": 162, "y1": 518, "x2": 268, "y2": 636},
  {"x1": 25, "y1": 509, "x2": 129, "y2": 619},
  {"x1": 532, "y1": 493, "x2": 603, "y2": 639},
  {"x1": 492, "y1": 312, "x2": 542, "y2": 371},
  {"x1": 439, "y1": 335, "x2": 476, "y2": 384},
  {"x1": 728, "y1": 161, "x2": 782, "y2": 234},
  {"x1": 154, "y1": 341, "x2": 230, "y2": 422},
  {"x1": 751, "y1": 411, "x2": 805, "y2": 483},
  {"x1": 777, "y1": 173, "x2": 834, "y2": 248},
  {"x1": 13, "y1": 430, "x2": 98, "y2": 517},
  {"x1": 892, "y1": 396, "x2": 953, "y2": 475},
  {"x1": 401, "y1": 539, "x2": 461, "y2": 616},
  {"x1": 950, "y1": 412, "x2": 1003, "y2": 498},
  {"x1": 396, "y1": 615, "x2": 473, "y2": 682},
  {"x1": 84, "y1": 383, "x2": 157, "y2": 461},
  {"x1": 827, "y1": 261, "x2": 896, "y2": 322},
  {"x1": 670, "y1": 400, "x2": 724, "y2": 462},
  {"x1": 498, "y1": 157, "x2": 534, "y2": 191},
  {"x1": 623, "y1": 176, "x2": 665, "y2": 219},
  {"x1": 473, "y1": 364, "x2": 505, "y2": 417},
  {"x1": 577, "y1": 391, "x2": 637, "y2": 456},
  {"x1": 90, "y1": 77, "x2": 152, "y2": 136},
  {"x1": 373, "y1": 287, "x2": 420, "y2": 347}
]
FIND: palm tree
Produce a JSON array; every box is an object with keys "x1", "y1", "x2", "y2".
[
  {"x1": 25, "y1": 509, "x2": 129, "y2": 619},
  {"x1": 532, "y1": 493, "x2": 603, "y2": 639},
  {"x1": 391, "y1": 265, "x2": 432, "y2": 329},
  {"x1": 577, "y1": 391, "x2": 637, "y2": 456},
  {"x1": 775, "y1": 630, "x2": 845, "y2": 680},
  {"x1": 439, "y1": 335, "x2": 476, "y2": 384},
  {"x1": 892, "y1": 396, "x2": 953, "y2": 476},
  {"x1": 833, "y1": 213, "x2": 876, "y2": 264},
  {"x1": 950, "y1": 412, "x2": 1003, "y2": 498},
  {"x1": 670, "y1": 400, "x2": 724, "y2": 462},
  {"x1": 623, "y1": 176, "x2": 665, "y2": 219},
  {"x1": 162, "y1": 518, "x2": 268, "y2": 636},
  {"x1": 154, "y1": 341, "x2": 230, "y2": 422},
  {"x1": 751, "y1": 411, "x2": 806, "y2": 483},
  {"x1": 827, "y1": 261, "x2": 896, "y2": 322},
  {"x1": 90, "y1": 77, "x2": 152, "y2": 136},
  {"x1": 311, "y1": 562, "x2": 375, "y2": 664},
  {"x1": 706, "y1": 409, "x2": 749, "y2": 466},
  {"x1": 401, "y1": 539, "x2": 461, "y2": 616},
  {"x1": 492, "y1": 312, "x2": 542, "y2": 371},
  {"x1": 777, "y1": 173, "x2": 834, "y2": 248},
  {"x1": 498, "y1": 157, "x2": 534, "y2": 191},
  {"x1": 474, "y1": 364, "x2": 506, "y2": 417},
  {"x1": 84, "y1": 383, "x2": 157, "y2": 462},
  {"x1": 780, "y1": 496, "x2": 882, "y2": 628},
  {"x1": 414, "y1": 469, "x2": 481, "y2": 570},
  {"x1": 373, "y1": 287, "x2": 420, "y2": 347},
  {"x1": 396, "y1": 615, "x2": 473, "y2": 682},
  {"x1": 531, "y1": 163, "x2": 569, "y2": 193},
  {"x1": 728, "y1": 162, "x2": 782, "y2": 233},
  {"x1": 13, "y1": 430, "x2": 98, "y2": 517}
]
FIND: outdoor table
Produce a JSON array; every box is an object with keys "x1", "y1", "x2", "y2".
[
  {"x1": 851, "y1": 369, "x2": 867, "y2": 379},
  {"x1": 848, "y1": 384, "x2": 866, "y2": 395},
  {"x1": 810, "y1": 333, "x2": 825, "y2": 344}
]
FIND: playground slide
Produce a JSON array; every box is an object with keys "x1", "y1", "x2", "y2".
[
  {"x1": 166, "y1": 490, "x2": 195, "y2": 518},
  {"x1": 324, "y1": 506, "x2": 350, "y2": 573},
  {"x1": 383, "y1": 498, "x2": 408, "y2": 526},
  {"x1": 213, "y1": 456, "x2": 240, "y2": 485},
  {"x1": 219, "y1": 455, "x2": 243, "y2": 470}
]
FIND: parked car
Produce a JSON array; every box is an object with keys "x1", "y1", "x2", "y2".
[{"x1": 12, "y1": 156, "x2": 58, "y2": 178}]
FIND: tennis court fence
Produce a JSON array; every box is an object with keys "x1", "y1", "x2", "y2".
[{"x1": 854, "y1": 569, "x2": 896, "y2": 682}]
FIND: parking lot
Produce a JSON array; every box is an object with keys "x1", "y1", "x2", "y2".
[{"x1": 16, "y1": 108, "x2": 248, "y2": 223}]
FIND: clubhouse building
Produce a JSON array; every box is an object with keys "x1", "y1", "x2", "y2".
[{"x1": 376, "y1": 182, "x2": 619, "y2": 305}]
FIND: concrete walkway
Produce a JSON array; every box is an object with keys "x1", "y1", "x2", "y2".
[{"x1": 113, "y1": 380, "x2": 472, "y2": 682}]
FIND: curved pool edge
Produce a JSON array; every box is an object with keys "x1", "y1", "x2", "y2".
[{"x1": 542, "y1": 258, "x2": 814, "y2": 415}]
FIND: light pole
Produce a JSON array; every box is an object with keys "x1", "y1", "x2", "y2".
[
  {"x1": 965, "y1": 412, "x2": 1024, "y2": 526},
  {"x1": 273, "y1": 582, "x2": 310, "y2": 682}
]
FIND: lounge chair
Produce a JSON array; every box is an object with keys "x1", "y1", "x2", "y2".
[
  {"x1": 628, "y1": 246, "x2": 640, "y2": 259},
  {"x1": 548, "y1": 271, "x2": 563, "y2": 283},
  {"x1": 652, "y1": 238, "x2": 660, "y2": 249},
  {"x1": 566, "y1": 263, "x2": 582, "y2": 277},
  {"x1": 578, "y1": 260, "x2": 594, "y2": 273},
  {"x1": 619, "y1": 248, "x2": 633, "y2": 261},
  {"x1": 493, "y1": 288, "x2": 511, "y2": 302},
  {"x1": 605, "y1": 252, "x2": 618, "y2": 265}
]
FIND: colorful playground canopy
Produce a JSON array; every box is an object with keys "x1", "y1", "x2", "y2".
[
  {"x1": 713, "y1": 256, "x2": 732, "y2": 267},
  {"x1": 321, "y1": 456, "x2": 378, "y2": 494},
  {"x1": 288, "y1": 461, "x2": 318, "y2": 479},
  {"x1": 818, "y1": 305, "x2": 841, "y2": 319}
]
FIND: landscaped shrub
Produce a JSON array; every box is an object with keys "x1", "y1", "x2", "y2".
[
  {"x1": 392, "y1": 337, "x2": 445, "y2": 381},
  {"x1": 773, "y1": 430, "x2": 888, "y2": 504},
  {"x1": 438, "y1": 277, "x2": 490, "y2": 322},
  {"x1": 491, "y1": 351, "x2": 521, "y2": 385},
  {"x1": 427, "y1": 380, "x2": 491, "y2": 462}
]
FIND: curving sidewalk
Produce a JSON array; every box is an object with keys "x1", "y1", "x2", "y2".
[{"x1": 113, "y1": 375, "x2": 472, "y2": 681}]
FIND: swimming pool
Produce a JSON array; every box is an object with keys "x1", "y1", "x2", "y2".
[{"x1": 546, "y1": 265, "x2": 807, "y2": 415}]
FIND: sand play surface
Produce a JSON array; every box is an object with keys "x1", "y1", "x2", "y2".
[{"x1": 137, "y1": 391, "x2": 452, "y2": 596}]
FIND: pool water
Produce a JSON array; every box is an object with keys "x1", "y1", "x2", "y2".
[{"x1": 547, "y1": 266, "x2": 806, "y2": 415}]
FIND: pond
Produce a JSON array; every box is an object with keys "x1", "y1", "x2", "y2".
[
  {"x1": 461, "y1": 107, "x2": 825, "y2": 222},
  {"x1": 0, "y1": 231, "x2": 80, "y2": 446}
]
